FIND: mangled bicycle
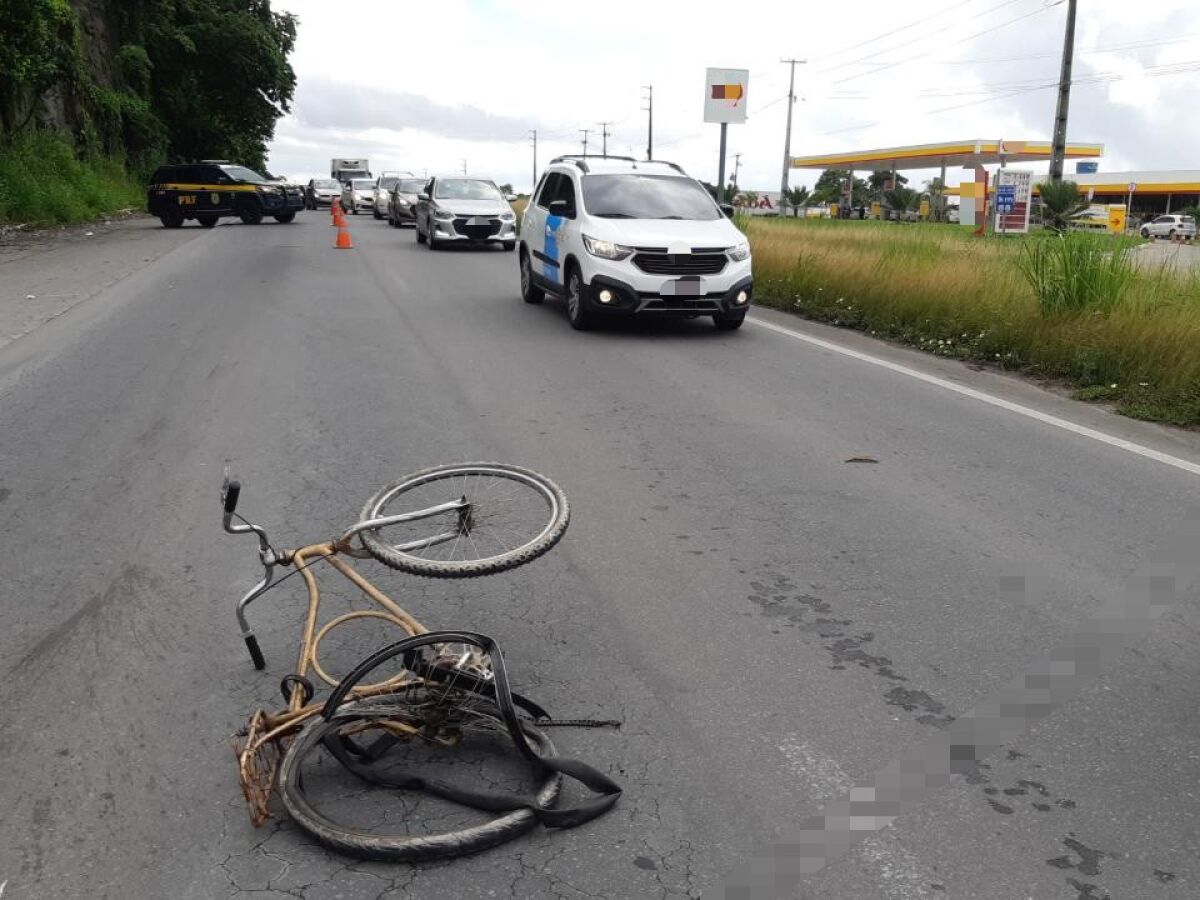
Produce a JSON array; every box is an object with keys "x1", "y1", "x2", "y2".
[{"x1": 221, "y1": 462, "x2": 621, "y2": 861}]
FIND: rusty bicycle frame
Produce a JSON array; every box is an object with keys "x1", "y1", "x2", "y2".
[{"x1": 222, "y1": 479, "x2": 483, "y2": 825}]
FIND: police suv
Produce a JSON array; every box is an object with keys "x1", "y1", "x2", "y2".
[
  {"x1": 518, "y1": 156, "x2": 752, "y2": 331},
  {"x1": 147, "y1": 161, "x2": 304, "y2": 228}
]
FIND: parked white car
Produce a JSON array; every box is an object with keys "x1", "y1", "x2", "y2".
[
  {"x1": 1139, "y1": 214, "x2": 1197, "y2": 240},
  {"x1": 518, "y1": 156, "x2": 752, "y2": 331}
]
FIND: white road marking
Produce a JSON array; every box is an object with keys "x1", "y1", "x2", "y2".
[
  {"x1": 749, "y1": 316, "x2": 1200, "y2": 478},
  {"x1": 1, "y1": 879, "x2": 8, "y2": 898},
  {"x1": 777, "y1": 736, "x2": 932, "y2": 898}
]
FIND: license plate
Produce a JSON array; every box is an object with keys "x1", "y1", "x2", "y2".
[
  {"x1": 470, "y1": 216, "x2": 489, "y2": 226},
  {"x1": 662, "y1": 276, "x2": 702, "y2": 297}
]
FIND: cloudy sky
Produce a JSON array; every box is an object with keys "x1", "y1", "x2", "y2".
[{"x1": 265, "y1": 0, "x2": 1200, "y2": 193}]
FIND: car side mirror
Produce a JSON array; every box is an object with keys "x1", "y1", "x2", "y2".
[
  {"x1": 548, "y1": 200, "x2": 570, "y2": 217},
  {"x1": 720, "y1": 203, "x2": 735, "y2": 218}
]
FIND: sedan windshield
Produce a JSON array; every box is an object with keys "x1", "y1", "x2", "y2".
[
  {"x1": 398, "y1": 178, "x2": 426, "y2": 193},
  {"x1": 434, "y1": 179, "x2": 503, "y2": 201},
  {"x1": 378, "y1": 177, "x2": 399, "y2": 190},
  {"x1": 220, "y1": 165, "x2": 268, "y2": 184},
  {"x1": 351, "y1": 179, "x2": 374, "y2": 190},
  {"x1": 581, "y1": 174, "x2": 720, "y2": 220}
]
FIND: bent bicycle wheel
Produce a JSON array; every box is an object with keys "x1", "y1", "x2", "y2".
[
  {"x1": 357, "y1": 463, "x2": 569, "y2": 578},
  {"x1": 277, "y1": 692, "x2": 562, "y2": 862}
]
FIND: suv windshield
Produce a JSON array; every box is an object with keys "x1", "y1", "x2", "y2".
[
  {"x1": 581, "y1": 174, "x2": 720, "y2": 220},
  {"x1": 314, "y1": 179, "x2": 338, "y2": 189},
  {"x1": 434, "y1": 179, "x2": 502, "y2": 201},
  {"x1": 351, "y1": 179, "x2": 374, "y2": 190},
  {"x1": 219, "y1": 165, "x2": 268, "y2": 184},
  {"x1": 397, "y1": 178, "x2": 426, "y2": 193},
  {"x1": 378, "y1": 177, "x2": 399, "y2": 190}
]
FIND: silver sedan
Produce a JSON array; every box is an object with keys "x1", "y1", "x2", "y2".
[{"x1": 414, "y1": 177, "x2": 517, "y2": 250}]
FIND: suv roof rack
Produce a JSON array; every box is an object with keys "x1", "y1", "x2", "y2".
[{"x1": 548, "y1": 155, "x2": 687, "y2": 176}]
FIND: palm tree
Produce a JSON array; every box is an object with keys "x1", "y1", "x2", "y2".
[
  {"x1": 786, "y1": 186, "x2": 810, "y2": 217},
  {"x1": 1037, "y1": 180, "x2": 1089, "y2": 232},
  {"x1": 883, "y1": 186, "x2": 919, "y2": 218}
]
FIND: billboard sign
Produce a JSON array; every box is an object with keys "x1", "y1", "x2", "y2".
[
  {"x1": 994, "y1": 169, "x2": 1032, "y2": 234},
  {"x1": 704, "y1": 68, "x2": 749, "y2": 124}
]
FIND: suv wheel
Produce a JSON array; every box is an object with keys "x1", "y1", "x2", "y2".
[
  {"x1": 160, "y1": 210, "x2": 184, "y2": 229},
  {"x1": 520, "y1": 251, "x2": 544, "y2": 304},
  {"x1": 565, "y1": 266, "x2": 594, "y2": 331},
  {"x1": 240, "y1": 208, "x2": 263, "y2": 225}
]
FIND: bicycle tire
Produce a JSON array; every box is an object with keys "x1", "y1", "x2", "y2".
[
  {"x1": 357, "y1": 463, "x2": 569, "y2": 578},
  {"x1": 277, "y1": 696, "x2": 562, "y2": 862}
]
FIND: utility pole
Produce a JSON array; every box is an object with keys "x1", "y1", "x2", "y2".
[
  {"x1": 529, "y1": 129, "x2": 537, "y2": 191},
  {"x1": 732, "y1": 153, "x2": 742, "y2": 192},
  {"x1": 597, "y1": 122, "x2": 612, "y2": 158},
  {"x1": 1048, "y1": 0, "x2": 1077, "y2": 183},
  {"x1": 580, "y1": 128, "x2": 591, "y2": 156},
  {"x1": 460, "y1": 158, "x2": 467, "y2": 175},
  {"x1": 642, "y1": 85, "x2": 654, "y2": 159},
  {"x1": 780, "y1": 57, "x2": 806, "y2": 200}
]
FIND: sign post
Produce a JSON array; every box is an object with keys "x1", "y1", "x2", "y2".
[
  {"x1": 705, "y1": 68, "x2": 749, "y2": 204},
  {"x1": 1127, "y1": 181, "x2": 1137, "y2": 233}
]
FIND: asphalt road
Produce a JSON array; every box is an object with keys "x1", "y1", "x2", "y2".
[{"x1": 2, "y1": 212, "x2": 1199, "y2": 900}]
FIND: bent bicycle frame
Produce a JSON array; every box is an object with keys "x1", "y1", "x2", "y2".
[{"x1": 222, "y1": 479, "x2": 477, "y2": 822}]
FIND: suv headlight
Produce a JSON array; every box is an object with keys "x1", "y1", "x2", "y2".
[
  {"x1": 434, "y1": 207, "x2": 455, "y2": 221},
  {"x1": 500, "y1": 211, "x2": 516, "y2": 222},
  {"x1": 583, "y1": 234, "x2": 633, "y2": 260},
  {"x1": 727, "y1": 241, "x2": 751, "y2": 261}
]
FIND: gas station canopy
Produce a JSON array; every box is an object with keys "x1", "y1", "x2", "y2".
[{"x1": 791, "y1": 139, "x2": 1104, "y2": 171}]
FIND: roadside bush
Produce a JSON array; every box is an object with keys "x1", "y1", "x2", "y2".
[
  {"x1": 1017, "y1": 232, "x2": 1137, "y2": 315},
  {"x1": 0, "y1": 129, "x2": 143, "y2": 225}
]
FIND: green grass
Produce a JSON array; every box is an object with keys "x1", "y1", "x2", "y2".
[
  {"x1": 747, "y1": 217, "x2": 1200, "y2": 428},
  {"x1": 0, "y1": 130, "x2": 145, "y2": 227}
]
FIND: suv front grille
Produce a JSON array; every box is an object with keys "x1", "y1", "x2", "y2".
[{"x1": 632, "y1": 252, "x2": 727, "y2": 276}]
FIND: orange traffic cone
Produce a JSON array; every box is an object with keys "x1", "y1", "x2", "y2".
[{"x1": 334, "y1": 224, "x2": 353, "y2": 249}]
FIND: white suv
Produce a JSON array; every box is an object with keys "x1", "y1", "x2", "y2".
[{"x1": 518, "y1": 156, "x2": 752, "y2": 331}]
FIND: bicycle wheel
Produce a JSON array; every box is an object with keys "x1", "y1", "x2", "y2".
[
  {"x1": 277, "y1": 691, "x2": 562, "y2": 862},
  {"x1": 357, "y1": 463, "x2": 569, "y2": 578}
]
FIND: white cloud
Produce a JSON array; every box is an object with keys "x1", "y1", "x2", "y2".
[{"x1": 267, "y1": 0, "x2": 1200, "y2": 192}]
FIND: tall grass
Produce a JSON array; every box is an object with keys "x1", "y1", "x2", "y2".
[
  {"x1": 747, "y1": 217, "x2": 1200, "y2": 427},
  {"x1": 1017, "y1": 232, "x2": 1137, "y2": 314},
  {"x1": 0, "y1": 130, "x2": 144, "y2": 227}
]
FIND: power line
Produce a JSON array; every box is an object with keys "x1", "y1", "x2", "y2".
[
  {"x1": 825, "y1": 0, "x2": 1063, "y2": 86},
  {"x1": 815, "y1": 0, "x2": 1028, "y2": 75},
  {"x1": 815, "y1": 58, "x2": 1200, "y2": 136},
  {"x1": 810, "y1": 0, "x2": 981, "y2": 63},
  {"x1": 868, "y1": 32, "x2": 1200, "y2": 66}
]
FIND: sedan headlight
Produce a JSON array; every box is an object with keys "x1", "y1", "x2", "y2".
[
  {"x1": 583, "y1": 234, "x2": 633, "y2": 260},
  {"x1": 727, "y1": 241, "x2": 751, "y2": 261},
  {"x1": 500, "y1": 211, "x2": 516, "y2": 222},
  {"x1": 433, "y1": 207, "x2": 455, "y2": 221}
]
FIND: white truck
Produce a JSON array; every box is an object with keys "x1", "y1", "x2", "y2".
[{"x1": 331, "y1": 158, "x2": 371, "y2": 184}]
